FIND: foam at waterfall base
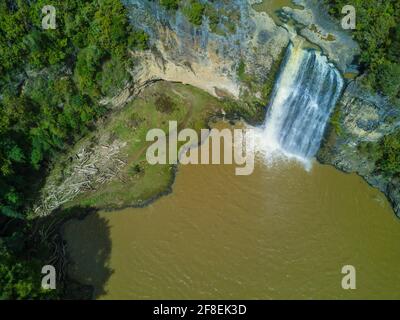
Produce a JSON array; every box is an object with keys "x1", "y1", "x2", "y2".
[
  {"x1": 247, "y1": 126, "x2": 313, "y2": 171},
  {"x1": 252, "y1": 41, "x2": 343, "y2": 170}
]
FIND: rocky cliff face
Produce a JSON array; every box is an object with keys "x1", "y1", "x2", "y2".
[
  {"x1": 123, "y1": 0, "x2": 289, "y2": 100},
  {"x1": 318, "y1": 80, "x2": 400, "y2": 217},
  {"x1": 123, "y1": 0, "x2": 359, "y2": 98}
]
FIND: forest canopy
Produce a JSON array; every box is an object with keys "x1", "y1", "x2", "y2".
[
  {"x1": 0, "y1": 0, "x2": 148, "y2": 299},
  {"x1": 0, "y1": 0, "x2": 148, "y2": 220},
  {"x1": 325, "y1": 0, "x2": 400, "y2": 103}
]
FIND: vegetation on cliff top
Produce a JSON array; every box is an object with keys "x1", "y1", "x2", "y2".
[
  {"x1": 358, "y1": 130, "x2": 400, "y2": 178},
  {"x1": 325, "y1": 0, "x2": 400, "y2": 103},
  {"x1": 157, "y1": 0, "x2": 205, "y2": 25},
  {"x1": 157, "y1": 0, "x2": 239, "y2": 34}
]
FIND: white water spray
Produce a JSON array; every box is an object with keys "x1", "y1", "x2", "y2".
[{"x1": 255, "y1": 40, "x2": 344, "y2": 169}]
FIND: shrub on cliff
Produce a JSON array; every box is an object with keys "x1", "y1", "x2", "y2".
[
  {"x1": 358, "y1": 130, "x2": 400, "y2": 178},
  {"x1": 182, "y1": 0, "x2": 205, "y2": 26},
  {"x1": 377, "y1": 130, "x2": 400, "y2": 177},
  {"x1": 159, "y1": 0, "x2": 180, "y2": 10}
]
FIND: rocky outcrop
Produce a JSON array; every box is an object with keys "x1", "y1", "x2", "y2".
[
  {"x1": 318, "y1": 80, "x2": 400, "y2": 217},
  {"x1": 123, "y1": 0, "x2": 290, "y2": 99},
  {"x1": 283, "y1": 0, "x2": 359, "y2": 73}
]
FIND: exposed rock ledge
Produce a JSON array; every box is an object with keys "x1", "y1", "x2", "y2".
[
  {"x1": 284, "y1": 0, "x2": 359, "y2": 72},
  {"x1": 124, "y1": 0, "x2": 361, "y2": 99},
  {"x1": 124, "y1": 0, "x2": 290, "y2": 99}
]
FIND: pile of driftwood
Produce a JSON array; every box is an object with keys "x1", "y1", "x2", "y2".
[{"x1": 34, "y1": 140, "x2": 127, "y2": 217}]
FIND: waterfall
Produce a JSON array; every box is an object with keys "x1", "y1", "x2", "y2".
[{"x1": 262, "y1": 42, "x2": 344, "y2": 162}]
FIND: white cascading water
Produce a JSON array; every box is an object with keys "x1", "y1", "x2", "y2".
[{"x1": 257, "y1": 40, "x2": 344, "y2": 167}]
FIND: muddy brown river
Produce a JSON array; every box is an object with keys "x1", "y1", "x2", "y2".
[{"x1": 64, "y1": 153, "x2": 400, "y2": 299}]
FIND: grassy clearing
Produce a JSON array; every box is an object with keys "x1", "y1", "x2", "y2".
[{"x1": 69, "y1": 81, "x2": 225, "y2": 209}]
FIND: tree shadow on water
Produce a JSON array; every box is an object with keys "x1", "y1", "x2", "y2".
[{"x1": 56, "y1": 206, "x2": 114, "y2": 300}]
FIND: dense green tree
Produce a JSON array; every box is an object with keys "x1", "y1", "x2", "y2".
[
  {"x1": 377, "y1": 130, "x2": 400, "y2": 176},
  {"x1": 183, "y1": 0, "x2": 205, "y2": 25},
  {"x1": 376, "y1": 62, "x2": 400, "y2": 98},
  {"x1": 74, "y1": 45, "x2": 105, "y2": 96},
  {"x1": 100, "y1": 56, "x2": 131, "y2": 97},
  {"x1": 325, "y1": 0, "x2": 400, "y2": 101},
  {"x1": 160, "y1": 0, "x2": 181, "y2": 10},
  {"x1": 0, "y1": 231, "x2": 61, "y2": 299}
]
